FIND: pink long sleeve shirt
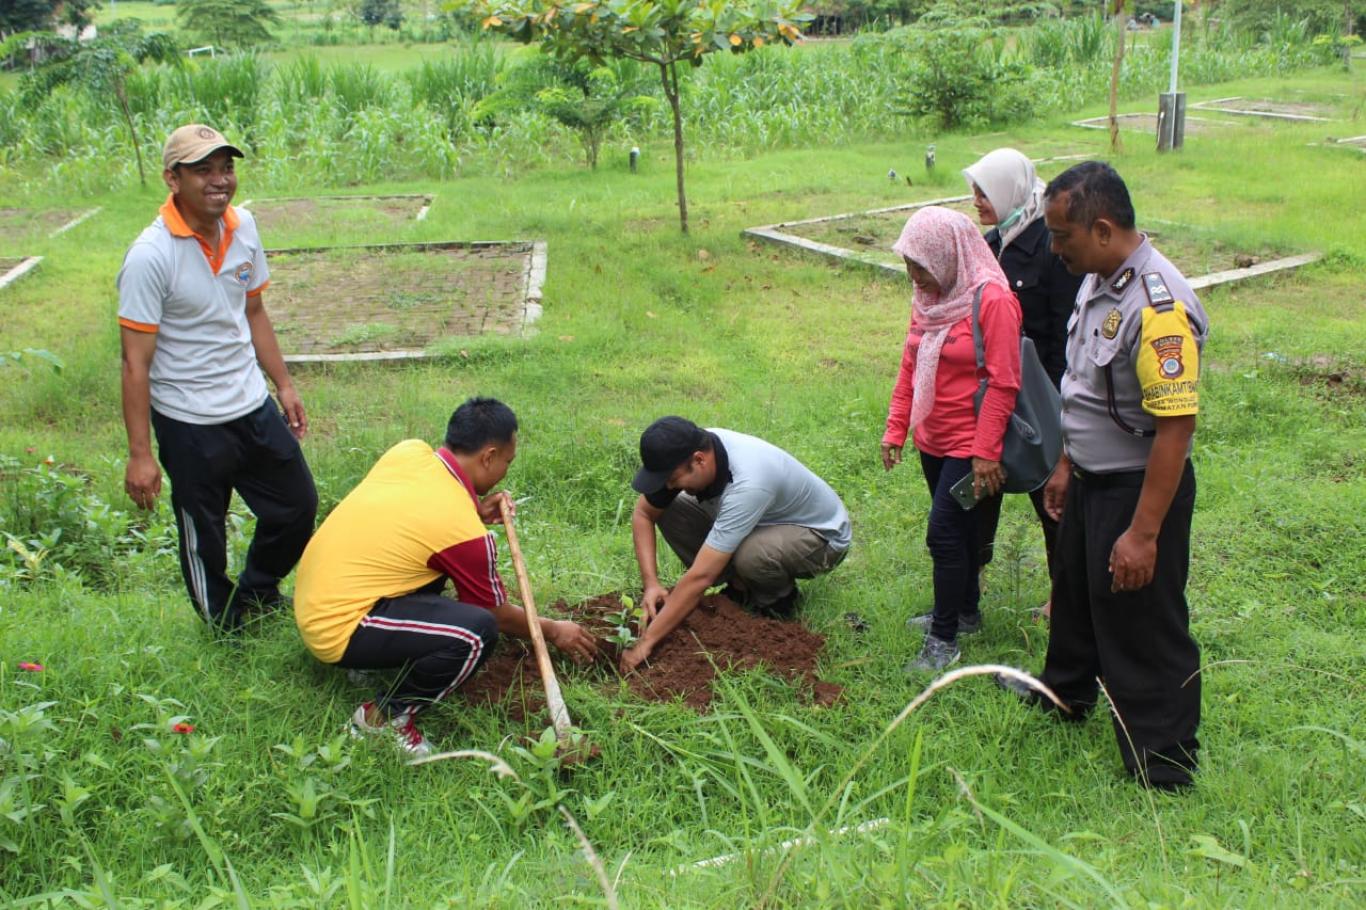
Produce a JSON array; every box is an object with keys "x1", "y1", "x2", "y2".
[{"x1": 883, "y1": 283, "x2": 1023, "y2": 461}]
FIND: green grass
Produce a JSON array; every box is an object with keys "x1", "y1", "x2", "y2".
[
  {"x1": 1, "y1": 68, "x2": 1364, "y2": 907},
  {"x1": 260, "y1": 42, "x2": 464, "y2": 70},
  {"x1": 93, "y1": 1, "x2": 177, "y2": 27}
]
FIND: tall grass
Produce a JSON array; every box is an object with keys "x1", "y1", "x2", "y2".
[
  {"x1": 0, "y1": 17, "x2": 1341, "y2": 196},
  {"x1": 0, "y1": 87, "x2": 1363, "y2": 904}
]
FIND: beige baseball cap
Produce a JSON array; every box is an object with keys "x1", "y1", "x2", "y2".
[{"x1": 162, "y1": 124, "x2": 244, "y2": 170}]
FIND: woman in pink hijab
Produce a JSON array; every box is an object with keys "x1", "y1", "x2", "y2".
[{"x1": 881, "y1": 206, "x2": 1022, "y2": 672}]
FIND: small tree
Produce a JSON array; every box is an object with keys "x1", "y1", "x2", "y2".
[
  {"x1": 459, "y1": 0, "x2": 809, "y2": 233},
  {"x1": 5, "y1": 22, "x2": 181, "y2": 185},
  {"x1": 357, "y1": 0, "x2": 405, "y2": 30},
  {"x1": 535, "y1": 65, "x2": 656, "y2": 169},
  {"x1": 475, "y1": 57, "x2": 655, "y2": 169},
  {"x1": 176, "y1": 0, "x2": 282, "y2": 49}
]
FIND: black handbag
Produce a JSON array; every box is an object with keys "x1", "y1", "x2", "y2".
[{"x1": 969, "y1": 284, "x2": 1063, "y2": 493}]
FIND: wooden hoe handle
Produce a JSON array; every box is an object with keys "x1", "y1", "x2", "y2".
[{"x1": 498, "y1": 497, "x2": 573, "y2": 739}]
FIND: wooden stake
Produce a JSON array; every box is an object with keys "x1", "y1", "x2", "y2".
[{"x1": 498, "y1": 498, "x2": 573, "y2": 740}]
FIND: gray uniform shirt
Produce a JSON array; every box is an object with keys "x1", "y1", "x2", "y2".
[
  {"x1": 1061, "y1": 237, "x2": 1209, "y2": 473},
  {"x1": 695, "y1": 429, "x2": 852, "y2": 554}
]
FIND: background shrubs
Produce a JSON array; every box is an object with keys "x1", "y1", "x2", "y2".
[{"x1": 0, "y1": 12, "x2": 1346, "y2": 196}]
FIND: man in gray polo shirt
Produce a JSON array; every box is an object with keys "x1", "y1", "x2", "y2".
[
  {"x1": 621, "y1": 417, "x2": 851, "y2": 674},
  {"x1": 118, "y1": 124, "x2": 317, "y2": 634}
]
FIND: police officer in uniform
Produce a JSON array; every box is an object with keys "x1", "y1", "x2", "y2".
[{"x1": 1001, "y1": 161, "x2": 1208, "y2": 790}]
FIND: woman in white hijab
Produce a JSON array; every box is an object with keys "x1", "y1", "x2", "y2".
[{"x1": 961, "y1": 148, "x2": 1083, "y2": 621}]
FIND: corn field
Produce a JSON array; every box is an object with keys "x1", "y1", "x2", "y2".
[{"x1": 0, "y1": 17, "x2": 1337, "y2": 196}]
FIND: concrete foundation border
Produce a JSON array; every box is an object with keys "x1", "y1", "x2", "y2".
[
  {"x1": 49, "y1": 207, "x2": 102, "y2": 238},
  {"x1": 0, "y1": 256, "x2": 43, "y2": 290},
  {"x1": 745, "y1": 206, "x2": 1322, "y2": 292}
]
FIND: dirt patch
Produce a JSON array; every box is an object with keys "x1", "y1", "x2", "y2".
[
  {"x1": 1200, "y1": 98, "x2": 1335, "y2": 119},
  {"x1": 247, "y1": 195, "x2": 431, "y2": 242},
  {"x1": 780, "y1": 207, "x2": 1292, "y2": 279},
  {"x1": 459, "y1": 593, "x2": 842, "y2": 716},
  {"x1": 1293, "y1": 361, "x2": 1366, "y2": 397},
  {"x1": 623, "y1": 217, "x2": 668, "y2": 234},
  {"x1": 780, "y1": 200, "x2": 978, "y2": 266},
  {"x1": 0, "y1": 208, "x2": 85, "y2": 248},
  {"x1": 459, "y1": 639, "x2": 546, "y2": 722},
  {"x1": 1073, "y1": 113, "x2": 1230, "y2": 136},
  {"x1": 266, "y1": 242, "x2": 533, "y2": 356}
]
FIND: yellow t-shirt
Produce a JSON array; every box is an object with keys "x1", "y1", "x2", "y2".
[{"x1": 293, "y1": 440, "x2": 507, "y2": 663}]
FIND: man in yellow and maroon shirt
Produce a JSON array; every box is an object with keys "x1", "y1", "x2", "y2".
[
  {"x1": 118, "y1": 124, "x2": 316, "y2": 635},
  {"x1": 294, "y1": 397, "x2": 597, "y2": 757}
]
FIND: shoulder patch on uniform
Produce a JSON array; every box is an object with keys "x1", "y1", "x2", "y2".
[
  {"x1": 1111, "y1": 267, "x2": 1135, "y2": 293},
  {"x1": 1150, "y1": 334, "x2": 1186, "y2": 378},
  {"x1": 1101, "y1": 307, "x2": 1122, "y2": 339},
  {"x1": 1142, "y1": 272, "x2": 1174, "y2": 309}
]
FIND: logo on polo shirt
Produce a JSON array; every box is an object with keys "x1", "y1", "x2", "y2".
[{"x1": 235, "y1": 262, "x2": 253, "y2": 287}]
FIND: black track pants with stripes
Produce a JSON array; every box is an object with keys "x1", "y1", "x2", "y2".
[
  {"x1": 338, "y1": 581, "x2": 499, "y2": 718},
  {"x1": 153, "y1": 399, "x2": 317, "y2": 633}
]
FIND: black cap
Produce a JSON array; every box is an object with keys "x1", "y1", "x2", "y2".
[{"x1": 632, "y1": 416, "x2": 706, "y2": 494}]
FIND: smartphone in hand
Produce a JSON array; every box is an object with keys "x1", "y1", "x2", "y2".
[{"x1": 949, "y1": 471, "x2": 981, "y2": 511}]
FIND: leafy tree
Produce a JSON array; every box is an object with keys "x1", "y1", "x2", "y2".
[
  {"x1": 3, "y1": 22, "x2": 182, "y2": 186},
  {"x1": 914, "y1": 0, "x2": 1058, "y2": 26},
  {"x1": 176, "y1": 0, "x2": 282, "y2": 48},
  {"x1": 803, "y1": 0, "x2": 933, "y2": 32},
  {"x1": 458, "y1": 0, "x2": 810, "y2": 233},
  {"x1": 357, "y1": 0, "x2": 406, "y2": 30},
  {"x1": 535, "y1": 64, "x2": 655, "y2": 169},
  {"x1": 887, "y1": 24, "x2": 1038, "y2": 129},
  {"x1": 1, "y1": 0, "x2": 101, "y2": 39},
  {"x1": 475, "y1": 57, "x2": 655, "y2": 169},
  {"x1": 1, "y1": 0, "x2": 60, "y2": 38},
  {"x1": 1221, "y1": 0, "x2": 1361, "y2": 36}
]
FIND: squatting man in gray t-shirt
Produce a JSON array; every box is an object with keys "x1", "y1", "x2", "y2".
[{"x1": 621, "y1": 416, "x2": 852, "y2": 674}]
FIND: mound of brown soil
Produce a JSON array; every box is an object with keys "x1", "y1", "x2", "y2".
[{"x1": 458, "y1": 593, "x2": 841, "y2": 717}]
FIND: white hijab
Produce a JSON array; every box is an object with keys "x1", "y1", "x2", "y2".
[{"x1": 962, "y1": 148, "x2": 1045, "y2": 254}]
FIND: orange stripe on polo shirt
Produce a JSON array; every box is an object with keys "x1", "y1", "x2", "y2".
[
  {"x1": 118, "y1": 317, "x2": 159, "y2": 334},
  {"x1": 159, "y1": 194, "x2": 236, "y2": 275},
  {"x1": 246, "y1": 279, "x2": 270, "y2": 298}
]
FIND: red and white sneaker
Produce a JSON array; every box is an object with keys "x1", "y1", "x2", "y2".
[{"x1": 349, "y1": 702, "x2": 433, "y2": 758}]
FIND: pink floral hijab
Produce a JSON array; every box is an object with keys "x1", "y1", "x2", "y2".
[{"x1": 892, "y1": 206, "x2": 1011, "y2": 431}]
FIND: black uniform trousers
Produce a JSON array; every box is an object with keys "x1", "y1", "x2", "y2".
[
  {"x1": 1042, "y1": 460, "x2": 1201, "y2": 787},
  {"x1": 152, "y1": 398, "x2": 318, "y2": 633},
  {"x1": 338, "y1": 577, "x2": 499, "y2": 718}
]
